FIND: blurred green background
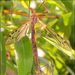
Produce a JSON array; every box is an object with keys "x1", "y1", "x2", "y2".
[{"x1": 0, "y1": 0, "x2": 75, "y2": 75}]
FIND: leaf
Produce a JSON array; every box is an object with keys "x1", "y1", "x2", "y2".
[
  {"x1": 0, "y1": 32, "x2": 6, "y2": 75},
  {"x1": 69, "y1": 1, "x2": 75, "y2": 49},
  {"x1": 60, "y1": 0, "x2": 73, "y2": 11},
  {"x1": 20, "y1": 1, "x2": 29, "y2": 9},
  {"x1": 47, "y1": 0, "x2": 67, "y2": 12},
  {"x1": 62, "y1": 12, "x2": 72, "y2": 26},
  {"x1": 0, "y1": 6, "x2": 6, "y2": 75},
  {"x1": 15, "y1": 36, "x2": 33, "y2": 75},
  {"x1": 48, "y1": 19, "x2": 58, "y2": 27}
]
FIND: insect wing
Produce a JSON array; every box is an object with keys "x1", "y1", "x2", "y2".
[
  {"x1": 17, "y1": 21, "x2": 31, "y2": 41},
  {"x1": 6, "y1": 21, "x2": 31, "y2": 44}
]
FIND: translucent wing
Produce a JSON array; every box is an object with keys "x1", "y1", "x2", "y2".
[
  {"x1": 6, "y1": 20, "x2": 31, "y2": 44},
  {"x1": 17, "y1": 21, "x2": 31, "y2": 41},
  {"x1": 38, "y1": 19, "x2": 75, "y2": 59}
]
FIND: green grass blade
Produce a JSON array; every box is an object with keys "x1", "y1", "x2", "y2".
[
  {"x1": 0, "y1": 32, "x2": 6, "y2": 75},
  {"x1": 15, "y1": 36, "x2": 33, "y2": 75}
]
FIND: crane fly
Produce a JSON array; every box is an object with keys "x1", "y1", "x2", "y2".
[
  {"x1": 4, "y1": 0, "x2": 73, "y2": 75},
  {"x1": 5, "y1": 1, "x2": 49, "y2": 75},
  {"x1": 5, "y1": 11, "x2": 59, "y2": 44}
]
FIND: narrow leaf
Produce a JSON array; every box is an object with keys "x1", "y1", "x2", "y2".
[
  {"x1": 0, "y1": 6, "x2": 6, "y2": 75},
  {"x1": 15, "y1": 36, "x2": 33, "y2": 75},
  {"x1": 62, "y1": 12, "x2": 72, "y2": 26},
  {"x1": 0, "y1": 32, "x2": 6, "y2": 75}
]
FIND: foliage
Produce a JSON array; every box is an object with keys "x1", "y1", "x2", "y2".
[{"x1": 0, "y1": 0, "x2": 75, "y2": 75}]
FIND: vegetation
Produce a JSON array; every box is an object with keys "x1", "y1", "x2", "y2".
[{"x1": 0, "y1": 0, "x2": 75, "y2": 75}]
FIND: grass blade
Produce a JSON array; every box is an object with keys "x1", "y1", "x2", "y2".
[{"x1": 15, "y1": 36, "x2": 33, "y2": 75}]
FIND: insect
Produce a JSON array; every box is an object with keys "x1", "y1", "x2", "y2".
[{"x1": 3, "y1": 0, "x2": 73, "y2": 75}]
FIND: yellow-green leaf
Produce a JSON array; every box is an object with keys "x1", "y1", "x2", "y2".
[{"x1": 15, "y1": 36, "x2": 33, "y2": 75}]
